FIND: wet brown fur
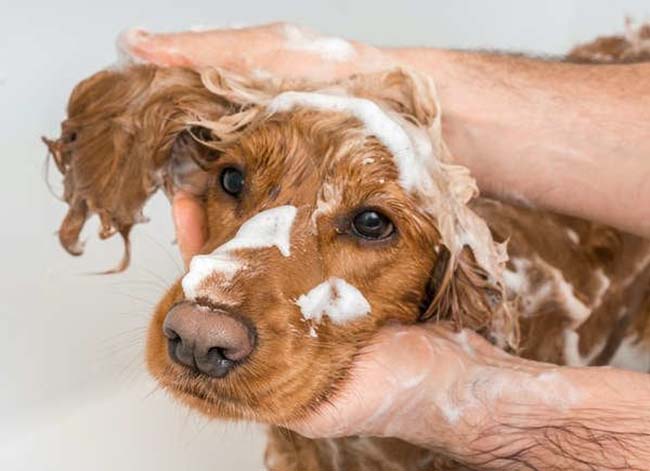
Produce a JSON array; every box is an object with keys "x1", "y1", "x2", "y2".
[{"x1": 44, "y1": 24, "x2": 650, "y2": 471}]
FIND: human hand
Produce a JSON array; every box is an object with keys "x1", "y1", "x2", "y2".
[
  {"x1": 285, "y1": 324, "x2": 570, "y2": 462},
  {"x1": 172, "y1": 191, "x2": 207, "y2": 267},
  {"x1": 121, "y1": 22, "x2": 392, "y2": 81}
]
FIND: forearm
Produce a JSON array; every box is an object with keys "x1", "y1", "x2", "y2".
[
  {"x1": 464, "y1": 366, "x2": 650, "y2": 470},
  {"x1": 386, "y1": 48, "x2": 650, "y2": 237},
  {"x1": 402, "y1": 352, "x2": 650, "y2": 470}
]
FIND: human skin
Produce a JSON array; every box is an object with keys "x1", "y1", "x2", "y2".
[
  {"x1": 292, "y1": 324, "x2": 650, "y2": 469},
  {"x1": 123, "y1": 24, "x2": 650, "y2": 468}
]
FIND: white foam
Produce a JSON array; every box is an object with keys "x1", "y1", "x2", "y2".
[
  {"x1": 217, "y1": 205, "x2": 296, "y2": 257},
  {"x1": 562, "y1": 330, "x2": 605, "y2": 367},
  {"x1": 268, "y1": 92, "x2": 423, "y2": 192},
  {"x1": 283, "y1": 24, "x2": 355, "y2": 62},
  {"x1": 592, "y1": 268, "x2": 610, "y2": 309},
  {"x1": 182, "y1": 205, "x2": 297, "y2": 300},
  {"x1": 502, "y1": 257, "x2": 531, "y2": 294},
  {"x1": 503, "y1": 257, "x2": 551, "y2": 317},
  {"x1": 545, "y1": 263, "x2": 590, "y2": 327},
  {"x1": 505, "y1": 256, "x2": 593, "y2": 324},
  {"x1": 310, "y1": 182, "x2": 342, "y2": 230},
  {"x1": 181, "y1": 253, "x2": 243, "y2": 300},
  {"x1": 453, "y1": 330, "x2": 474, "y2": 356},
  {"x1": 566, "y1": 229, "x2": 580, "y2": 244},
  {"x1": 296, "y1": 277, "x2": 371, "y2": 325},
  {"x1": 438, "y1": 367, "x2": 581, "y2": 425}
]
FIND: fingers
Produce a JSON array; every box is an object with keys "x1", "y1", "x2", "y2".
[
  {"x1": 118, "y1": 23, "x2": 387, "y2": 81},
  {"x1": 172, "y1": 191, "x2": 207, "y2": 267},
  {"x1": 120, "y1": 28, "x2": 199, "y2": 67}
]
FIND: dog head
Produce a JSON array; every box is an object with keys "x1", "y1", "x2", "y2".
[{"x1": 45, "y1": 65, "x2": 515, "y2": 425}]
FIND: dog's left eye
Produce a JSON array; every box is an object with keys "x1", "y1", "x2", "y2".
[
  {"x1": 220, "y1": 167, "x2": 245, "y2": 196},
  {"x1": 352, "y1": 210, "x2": 394, "y2": 240}
]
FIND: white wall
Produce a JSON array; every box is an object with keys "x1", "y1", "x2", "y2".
[{"x1": 1, "y1": 1, "x2": 648, "y2": 469}]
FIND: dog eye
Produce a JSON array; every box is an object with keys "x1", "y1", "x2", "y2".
[
  {"x1": 352, "y1": 210, "x2": 394, "y2": 240},
  {"x1": 220, "y1": 167, "x2": 245, "y2": 196}
]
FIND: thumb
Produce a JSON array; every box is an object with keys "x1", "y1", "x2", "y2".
[{"x1": 172, "y1": 191, "x2": 207, "y2": 267}]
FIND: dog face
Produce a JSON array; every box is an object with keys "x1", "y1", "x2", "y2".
[
  {"x1": 45, "y1": 65, "x2": 514, "y2": 426},
  {"x1": 148, "y1": 108, "x2": 449, "y2": 424}
]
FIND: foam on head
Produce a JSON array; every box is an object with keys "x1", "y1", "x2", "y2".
[
  {"x1": 296, "y1": 277, "x2": 371, "y2": 325},
  {"x1": 182, "y1": 205, "x2": 297, "y2": 300},
  {"x1": 282, "y1": 24, "x2": 356, "y2": 62}
]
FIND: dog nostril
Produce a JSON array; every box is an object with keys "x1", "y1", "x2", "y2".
[
  {"x1": 165, "y1": 334, "x2": 196, "y2": 372},
  {"x1": 204, "y1": 347, "x2": 235, "y2": 379},
  {"x1": 164, "y1": 327, "x2": 179, "y2": 341}
]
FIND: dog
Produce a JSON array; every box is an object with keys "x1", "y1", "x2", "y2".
[{"x1": 44, "y1": 24, "x2": 650, "y2": 470}]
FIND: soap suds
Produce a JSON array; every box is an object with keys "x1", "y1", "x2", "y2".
[
  {"x1": 592, "y1": 268, "x2": 610, "y2": 309},
  {"x1": 566, "y1": 229, "x2": 580, "y2": 244},
  {"x1": 269, "y1": 92, "x2": 423, "y2": 191},
  {"x1": 504, "y1": 256, "x2": 599, "y2": 324},
  {"x1": 542, "y1": 260, "x2": 590, "y2": 328},
  {"x1": 401, "y1": 373, "x2": 427, "y2": 389},
  {"x1": 181, "y1": 253, "x2": 243, "y2": 300},
  {"x1": 296, "y1": 277, "x2": 371, "y2": 325},
  {"x1": 453, "y1": 330, "x2": 474, "y2": 356},
  {"x1": 562, "y1": 330, "x2": 605, "y2": 367},
  {"x1": 438, "y1": 368, "x2": 581, "y2": 425},
  {"x1": 182, "y1": 205, "x2": 297, "y2": 300},
  {"x1": 216, "y1": 205, "x2": 297, "y2": 257},
  {"x1": 283, "y1": 24, "x2": 356, "y2": 62},
  {"x1": 311, "y1": 182, "x2": 343, "y2": 229},
  {"x1": 503, "y1": 258, "x2": 531, "y2": 294},
  {"x1": 189, "y1": 21, "x2": 251, "y2": 32}
]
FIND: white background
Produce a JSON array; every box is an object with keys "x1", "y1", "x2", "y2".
[{"x1": 1, "y1": 1, "x2": 648, "y2": 470}]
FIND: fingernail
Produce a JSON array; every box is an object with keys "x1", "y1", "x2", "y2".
[{"x1": 116, "y1": 28, "x2": 152, "y2": 64}]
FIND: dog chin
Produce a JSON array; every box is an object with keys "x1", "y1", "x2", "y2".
[
  {"x1": 161, "y1": 374, "x2": 259, "y2": 421},
  {"x1": 156, "y1": 365, "x2": 314, "y2": 425}
]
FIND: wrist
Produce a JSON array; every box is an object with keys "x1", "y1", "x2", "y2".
[
  {"x1": 456, "y1": 366, "x2": 650, "y2": 469},
  {"x1": 391, "y1": 333, "x2": 569, "y2": 462}
]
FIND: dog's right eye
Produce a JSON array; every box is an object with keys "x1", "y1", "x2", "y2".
[
  {"x1": 220, "y1": 167, "x2": 245, "y2": 197},
  {"x1": 352, "y1": 210, "x2": 394, "y2": 240}
]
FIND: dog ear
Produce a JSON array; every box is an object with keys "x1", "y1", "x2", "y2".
[
  {"x1": 43, "y1": 65, "x2": 267, "y2": 272},
  {"x1": 420, "y1": 244, "x2": 519, "y2": 350}
]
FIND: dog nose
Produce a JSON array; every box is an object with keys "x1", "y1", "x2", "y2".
[{"x1": 163, "y1": 302, "x2": 255, "y2": 378}]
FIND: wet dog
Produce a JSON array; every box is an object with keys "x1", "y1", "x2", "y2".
[{"x1": 44, "y1": 24, "x2": 650, "y2": 470}]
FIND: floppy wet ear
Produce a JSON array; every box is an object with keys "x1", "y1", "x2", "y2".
[
  {"x1": 43, "y1": 65, "x2": 267, "y2": 272},
  {"x1": 420, "y1": 245, "x2": 519, "y2": 349}
]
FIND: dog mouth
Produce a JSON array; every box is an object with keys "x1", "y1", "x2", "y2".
[
  {"x1": 157, "y1": 351, "x2": 353, "y2": 424},
  {"x1": 163, "y1": 366, "x2": 241, "y2": 399}
]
